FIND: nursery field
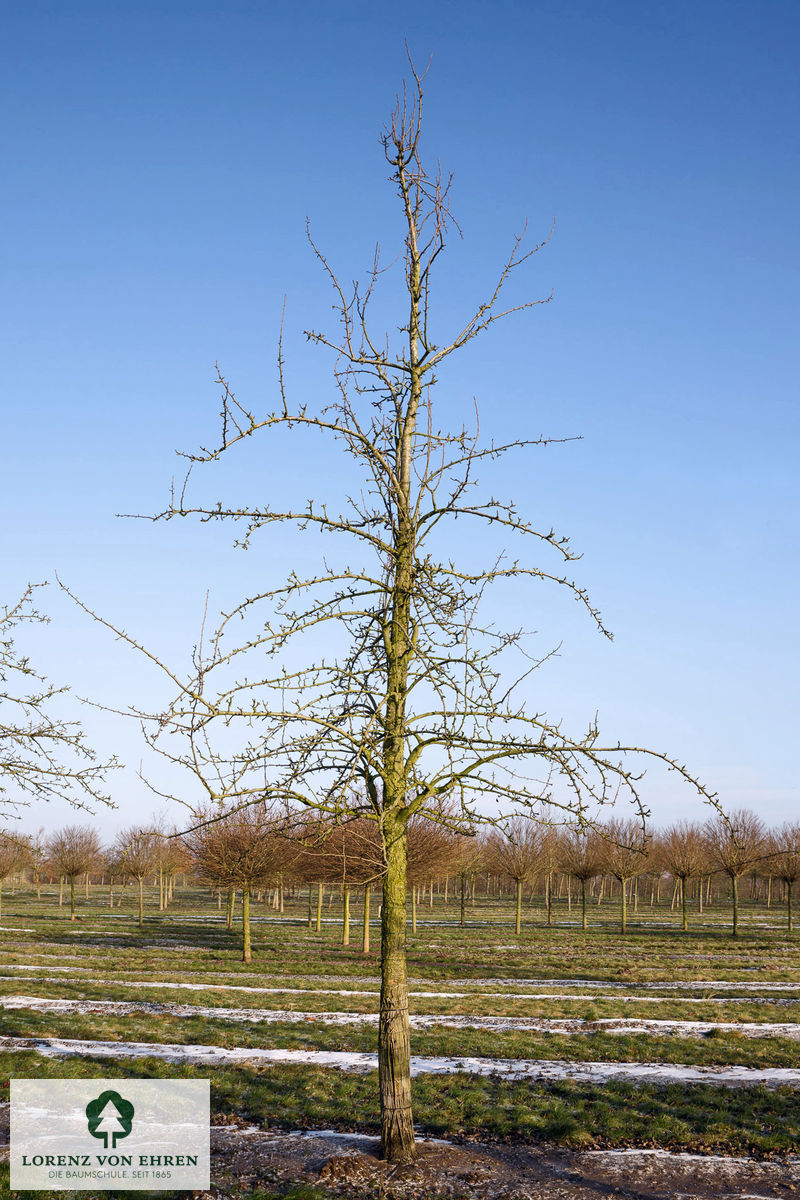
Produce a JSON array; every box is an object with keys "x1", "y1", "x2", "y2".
[{"x1": 0, "y1": 882, "x2": 799, "y2": 1198}]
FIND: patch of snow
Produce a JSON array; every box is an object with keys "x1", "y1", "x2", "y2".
[
  {"x1": 3, "y1": 995, "x2": 800, "y2": 1040},
  {"x1": 2, "y1": 1034, "x2": 799, "y2": 1087},
  {"x1": 2, "y1": 974, "x2": 799, "y2": 1007}
]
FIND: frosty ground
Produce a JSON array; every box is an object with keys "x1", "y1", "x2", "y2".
[{"x1": 0, "y1": 884, "x2": 798, "y2": 1198}]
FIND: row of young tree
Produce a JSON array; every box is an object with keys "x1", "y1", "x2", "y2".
[{"x1": 1, "y1": 808, "x2": 797, "y2": 947}]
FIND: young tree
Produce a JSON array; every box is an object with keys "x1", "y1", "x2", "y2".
[
  {"x1": 114, "y1": 826, "x2": 160, "y2": 929},
  {"x1": 0, "y1": 831, "x2": 29, "y2": 919},
  {"x1": 558, "y1": 827, "x2": 604, "y2": 931},
  {"x1": 1, "y1": 586, "x2": 116, "y2": 814},
  {"x1": 771, "y1": 824, "x2": 800, "y2": 932},
  {"x1": 601, "y1": 817, "x2": 650, "y2": 935},
  {"x1": 484, "y1": 817, "x2": 542, "y2": 935},
  {"x1": 46, "y1": 825, "x2": 102, "y2": 920},
  {"x1": 65, "y1": 62, "x2": 713, "y2": 1162},
  {"x1": 184, "y1": 804, "x2": 285, "y2": 961},
  {"x1": 407, "y1": 814, "x2": 461, "y2": 934},
  {"x1": 704, "y1": 809, "x2": 767, "y2": 937},
  {"x1": 295, "y1": 815, "x2": 382, "y2": 946},
  {"x1": 658, "y1": 820, "x2": 705, "y2": 932}
]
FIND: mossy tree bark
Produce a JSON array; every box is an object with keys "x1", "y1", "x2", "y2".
[
  {"x1": 342, "y1": 885, "x2": 351, "y2": 946},
  {"x1": 681, "y1": 876, "x2": 688, "y2": 931},
  {"x1": 788, "y1": 884, "x2": 793, "y2": 933},
  {"x1": 242, "y1": 884, "x2": 251, "y2": 962},
  {"x1": 363, "y1": 884, "x2": 371, "y2": 954},
  {"x1": 732, "y1": 873, "x2": 739, "y2": 937},
  {"x1": 379, "y1": 809, "x2": 415, "y2": 1164}
]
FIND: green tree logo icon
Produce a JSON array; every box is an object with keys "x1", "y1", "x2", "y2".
[{"x1": 85, "y1": 1090, "x2": 135, "y2": 1149}]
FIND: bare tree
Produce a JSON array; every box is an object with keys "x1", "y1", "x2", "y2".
[
  {"x1": 601, "y1": 817, "x2": 651, "y2": 935},
  {"x1": 63, "y1": 61, "x2": 713, "y2": 1162},
  {"x1": 704, "y1": 809, "x2": 767, "y2": 937},
  {"x1": 771, "y1": 824, "x2": 800, "y2": 932},
  {"x1": 1, "y1": 586, "x2": 116, "y2": 814},
  {"x1": 295, "y1": 815, "x2": 382, "y2": 947},
  {"x1": 484, "y1": 817, "x2": 542, "y2": 935},
  {"x1": 114, "y1": 826, "x2": 161, "y2": 929},
  {"x1": 407, "y1": 814, "x2": 461, "y2": 934},
  {"x1": 658, "y1": 820, "x2": 705, "y2": 932},
  {"x1": 184, "y1": 804, "x2": 285, "y2": 961},
  {"x1": 558, "y1": 828, "x2": 604, "y2": 930},
  {"x1": 0, "y1": 831, "x2": 29, "y2": 919},
  {"x1": 46, "y1": 824, "x2": 102, "y2": 920}
]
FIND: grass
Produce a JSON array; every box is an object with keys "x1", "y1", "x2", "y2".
[
  {"x1": 0, "y1": 881, "x2": 799, "y2": 1165},
  {"x1": 0, "y1": 1050, "x2": 798, "y2": 1158},
  {"x1": 2, "y1": 1007, "x2": 799, "y2": 1069}
]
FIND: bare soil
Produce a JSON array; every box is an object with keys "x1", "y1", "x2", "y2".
[{"x1": 209, "y1": 1123, "x2": 800, "y2": 1199}]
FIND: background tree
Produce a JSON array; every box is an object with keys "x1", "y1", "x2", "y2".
[
  {"x1": 184, "y1": 804, "x2": 284, "y2": 961},
  {"x1": 770, "y1": 824, "x2": 800, "y2": 932},
  {"x1": 451, "y1": 834, "x2": 483, "y2": 929},
  {"x1": 46, "y1": 825, "x2": 102, "y2": 920},
  {"x1": 602, "y1": 817, "x2": 650, "y2": 935},
  {"x1": 659, "y1": 820, "x2": 705, "y2": 932},
  {"x1": 704, "y1": 809, "x2": 767, "y2": 937},
  {"x1": 114, "y1": 826, "x2": 160, "y2": 929},
  {"x1": 484, "y1": 817, "x2": 542, "y2": 935},
  {"x1": 407, "y1": 815, "x2": 461, "y2": 934},
  {"x1": 28, "y1": 826, "x2": 47, "y2": 900},
  {"x1": 1, "y1": 586, "x2": 115, "y2": 813},
  {"x1": 295, "y1": 815, "x2": 382, "y2": 947},
  {"x1": 0, "y1": 831, "x2": 29, "y2": 919},
  {"x1": 558, "y1": 828, "x2": 604, "y2": 930},
  {"x1": 65, "y1": 63, "x2": 713, "y2": 1163}
]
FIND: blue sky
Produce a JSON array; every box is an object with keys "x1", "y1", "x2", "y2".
[{"x1": 2, "y1": 0, "x2": 798, "y2": 836}]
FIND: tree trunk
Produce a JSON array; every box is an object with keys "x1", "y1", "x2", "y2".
[
  {"x1": 732, "y1": 873, "x2": 739, "y2": 937},
  {"x1": 546, "y1": 871, "x2": 552, "y2": 926},
  {"x1": 342, "y1": 885, "x2": 351, "y2": 946},
  {"x1": 788, "y1": 882, "x2": 793, "y2": 933},
  {"x1": 620, "y1": 877, "x2": 627, "y2": 935},
  {"x1": 580, "y1": 878, "x2": 587, "y2": 930},
  {"x1": 363, "y1": 883, "x2": 371, "y2": 954},
  {"x1": 70, "y1": 875, "x2": 76, "y2": 920},
  {"x1": 316, "y1": 882, "x2": 323, "y2": 933},
  {"x1": 138, "y1": 876, "x2": 144, "y2": 928},
  {"x1": 242, "y1": 884, "x2": 251, "y2": 962},
  {"x1": 460, "y1": 873, "x2": 466, "y2": 927},
  {"x1": 308, "y1": 884, "x2": 314, "y2": 929},
  {"x1": 514, "y1": 878, "x2": 522, "y2": 936},
  {"x1": 226, "y1": 887, "x2": 235, "y2": 930},
  {"x1": 379, "y1": 813, "x2": 414, "y2": 1163},
  {"x1": 681, "y1": 876, "x2": 688, "y2": 931},
  {"x1": 411, "y1": 884, "x2": 417, "y2": 933}
]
